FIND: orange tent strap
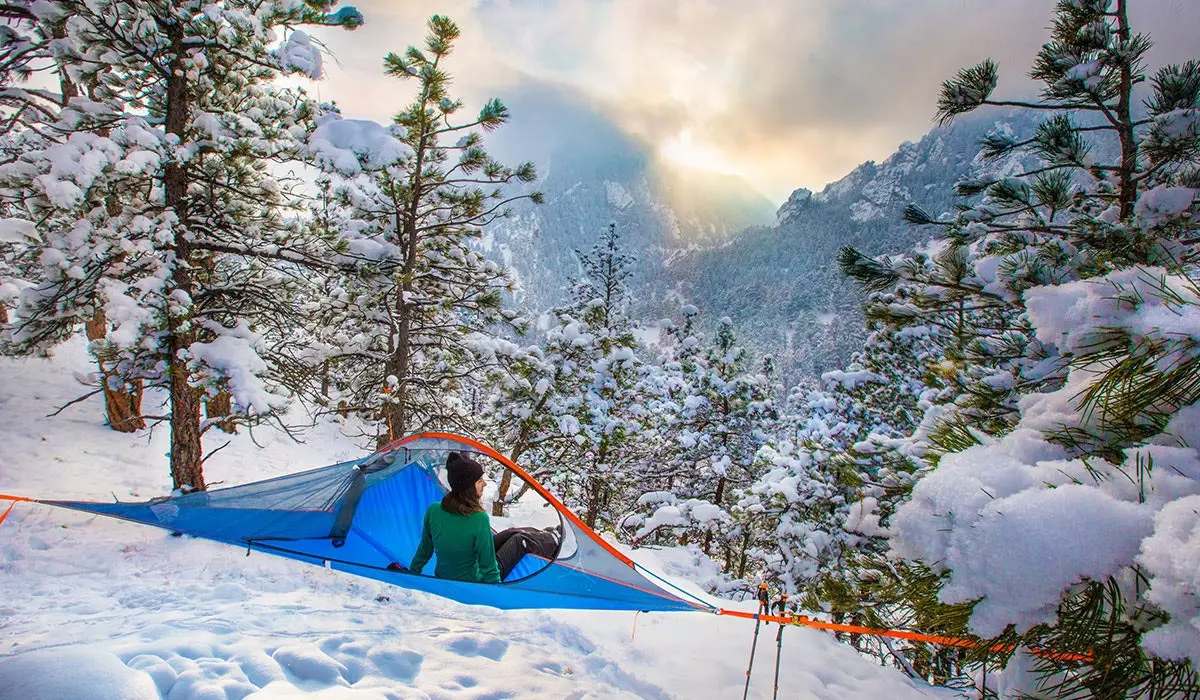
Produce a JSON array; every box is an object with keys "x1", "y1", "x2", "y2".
[
  {"x1": 716, "y1": 609, "x2": 1092, "y2": 663},
  {"x1": 0, "y1": 495, "x2": 33, "y2": 527},
  {"x1": 0, "y1": 500, "x2": 24, "y2": 527}
]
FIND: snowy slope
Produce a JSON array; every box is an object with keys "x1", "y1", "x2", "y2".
[{"x1": 0, "y1": 339, "x2": 943, "y2": 699}]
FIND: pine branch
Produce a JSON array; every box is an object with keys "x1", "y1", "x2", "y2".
[
  {"x1": 936, "y1": 59, "x2": 998, "y2": 124},
  {"x1": 838, "y1": 247, "x2": 902, "y2": 293}
]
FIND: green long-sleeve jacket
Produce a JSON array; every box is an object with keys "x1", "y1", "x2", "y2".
[{"x1": 409, "y1": 502, "x2": 501, "y2": 584}]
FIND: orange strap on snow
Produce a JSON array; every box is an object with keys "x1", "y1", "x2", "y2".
[
  {"x1": 0, "y1": 494, "x2": 33, "y2": 527},
  {"x1": 716, "y1": 608, "x2": 1092, "y2": 663}
]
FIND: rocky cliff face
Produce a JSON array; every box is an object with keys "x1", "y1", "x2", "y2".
[{"x1": 666, "y1": 109, "x2": 1043, "y2": 380}]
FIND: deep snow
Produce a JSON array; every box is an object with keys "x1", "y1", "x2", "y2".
[{"x1": 0, "y1": 339, "x2": 944, "y2": 699}]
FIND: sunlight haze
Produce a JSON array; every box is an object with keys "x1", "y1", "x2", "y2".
[{"x1": 306, "y1": 0, "x2": 1200, "y2": 201}]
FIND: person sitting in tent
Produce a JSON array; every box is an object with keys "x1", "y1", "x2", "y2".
[
  {"x1": 405, "y1": 451, "x2": 501, "y2": 583},
  {"x1": 400, "y1": 452, "x2": 560, "y2": 583}
]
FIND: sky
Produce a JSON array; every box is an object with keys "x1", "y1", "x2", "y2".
[{"x1": 307, "y1": 0, "x2": 1200, "y2": 202}]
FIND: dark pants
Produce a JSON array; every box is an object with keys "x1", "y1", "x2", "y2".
[{"x1": 494, "y1": 527, "x2": 560, "y2": 580}]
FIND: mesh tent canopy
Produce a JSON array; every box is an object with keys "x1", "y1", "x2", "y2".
[{"x1": 46, "y1": 433, "x2": 712, "y2": 613}]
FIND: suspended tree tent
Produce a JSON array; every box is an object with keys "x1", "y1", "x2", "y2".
[
  {"x1": 0, "y1": 432, "x2": 1097, "y2": 668},
  {"x1": 9, "y1": 433, "x2": 711, "y2": 613}
]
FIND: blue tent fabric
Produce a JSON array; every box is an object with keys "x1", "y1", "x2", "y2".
[{"x1": 45, "y1": 434, "x2": 709, "y2": 613}]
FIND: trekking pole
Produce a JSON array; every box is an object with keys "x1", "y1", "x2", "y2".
[
  {"x1": 741, "y1": 582, "x2": 771, "y2": 700},
  {"x1": 770, "y1": 594, "x2": 790, "y2": 700}
]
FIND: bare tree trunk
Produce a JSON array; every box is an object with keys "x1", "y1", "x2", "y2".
[
  {"x1": 0, "y1": 299, "x2": 7, "y2": 325},
  {"x1": 164, "y1": 22, "x2": 204, "y2": 492},
  {"x1": 169, "y1": 370, "x2": 205, "y2": 492},
  {"x1": 1115, "y1": 0, "x2": 1139, "y2": 220},
  {"x1": 204, "y1": 390, "x2": 236, "y2": 434},
  {"x1": 85, "y1": 308, "x2": 145, "y2": 432},
  {"x1": 492, "y1": 468, "x2": 515, "y2": 517},
  {"x1": 493, "y1": 438, "x2": 539, "y2": 516}
]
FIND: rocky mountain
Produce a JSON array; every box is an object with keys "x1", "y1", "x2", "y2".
[
  {"x1": 667, "y1": 109, "x2": 1045, "y2": 381},
  {"x1": 484, "y1": 85, "x2": 1048, "y2": 381}
]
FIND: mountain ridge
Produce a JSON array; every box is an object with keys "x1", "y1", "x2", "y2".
[{"x1": 483, "y1": 85, "x2": 1041, "y2": 380}]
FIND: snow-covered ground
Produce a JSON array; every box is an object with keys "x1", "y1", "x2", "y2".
[{"x1": 0, "y1": 339, "x2": 945, "y2": 699}]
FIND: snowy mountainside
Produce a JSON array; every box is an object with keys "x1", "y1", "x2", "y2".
[
  {"x1": 0, "y1": 340, "x2": 942, "y2": 699},
  {"x1": 482, "y1": 83, "x2": 776, "y2": 312},
  {"x1": 482, "y1": 93, "x2": 1055, "y2": 383},
  {"x1": 673, "y1": 109, "x2": 1049, "y2": 381}
]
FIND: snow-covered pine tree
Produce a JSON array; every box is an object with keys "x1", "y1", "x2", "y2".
[
  {"x1": 619, "y1": 304, "x2": 710, "y2": 544},
  {"x1": 625, "y1": 312, "x2": 776, "y2": 576},
  {"x1": 0, "y1": 5, "x2": 146, "y2": 432},
  {"x1": 738, "y1": 316, "x2": 943, "y2": 613},
  {"x1": 839, "y1": 0, "x2": 1200, "y2": 693},
  {"x1": 477, "y1": 308, "x2": 595, "y2": 517},
  {"x1": 497, "y1": 223, "x2": 651, "y2": 529},
  {"x1": 302, "y1": 15, "x2": 539, "y2": 447},
  {"x1": 621, "y1": 306, "x2": 714, "y2": 539},
  {"x1": 477, "y1": 299, "x2": 622, "y2": 517},
  {"x1": 1, "y1": 0, "x2": 361, "y2": 491}
]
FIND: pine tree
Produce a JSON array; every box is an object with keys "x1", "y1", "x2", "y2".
[
  {"x1": 837, "y1": 0, "x2": 1200, "y2": 692},
  {"x1": 626, "y1": 311, "x2": 776, "y2": 577},
  {"x1": 490, "y1": 224, "x2": 651, "y2": 529},
  {"x1": 1, "y1": 0, "x2": 362, "y2": 491},
  {"x1": 0, "y1": 4, "x2": 147, "y2": 432},
  {"x1": 477, "y1": 314, "x2": 589, "y2": 517},
  {"x1": 740, "y1": 318, "x2": 943, "y2": 602},
  {"x1": 620, "y1": 304, "x2": 720, "y2": 549},
  {"x1": 0, "y1": 176, "x2": 38, "y2": 327},
  {"x1": 303, "y1": 15, "x2": 539, "y2": 447}
]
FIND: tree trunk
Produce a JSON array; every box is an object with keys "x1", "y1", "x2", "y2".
[
  {"x1": 0, "y1": 300, "x2": 7, "y2": 325},
  {"x1": 702, "y1": 475, "x2": 727, "y2": 555},
  {"x1": 205, "y1": 390, "x2": 236, "y2": 434},
  {"x1": 584, "y1": 440, "x2": 613, "y2": 530},
  {"x1": 170, "y1": 371, "x2": 206, "y2": 492},
  {"x1": 585, "y1": 477, "x2": 603, "y2": 530},
  {"x1": 380, "y1": 85, "x2": 435, "y2": 447},
  {"x1": 736, "y1": 529, "x2": 751, "y2": 578},
  {"x1": 1115, "y1": 0, "x2": 1139, "y2": 220},
  {"x1": 86, "y1": 308, "x2": 145, "y2": 433},
  {"x1": 378, "y1": 261, "x2": 414, "y2": 447},
  {"x1": 164, "y1": 23, "x2": 204, "y2": 492},
  {"x1": 492, "y1": 434, "x2": 534, "y2": 517},
  {"x1": 492, "y1": 467, "x2": 515, "y2": 517}
]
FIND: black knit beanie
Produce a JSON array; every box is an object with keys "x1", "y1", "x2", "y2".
[{"x1": 445, "y1": 451, "x2": 484, "y2": 493}]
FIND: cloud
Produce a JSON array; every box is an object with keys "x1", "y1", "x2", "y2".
[{"x1": 310, "y1": 0, "x2": 1200, "y2": 201}]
